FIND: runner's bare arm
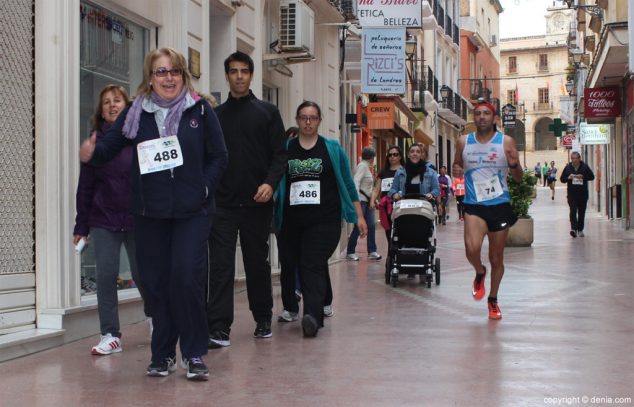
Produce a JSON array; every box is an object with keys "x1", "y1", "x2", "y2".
[
  {"x1": 504, "y1": 135, "x2": 523, "y2": 182},
  {"x1": 452, "y1": 135, "x2": 466, "y2": 178}
]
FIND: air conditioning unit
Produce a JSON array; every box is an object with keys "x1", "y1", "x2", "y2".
[
  {"x1": 280, "y1": 0, "x2": 314, "y2": 52},
  {"x1": 490, "y1": 34, "x2": 497, "y2": 47}
]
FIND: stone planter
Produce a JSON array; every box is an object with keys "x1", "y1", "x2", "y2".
[{"x1": 505, "y1": 217, "x2": 533, "y2": 247}]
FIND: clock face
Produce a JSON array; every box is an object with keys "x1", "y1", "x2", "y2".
[{"x1": 553, "y1": 14, "x2": 564, "y2": 29}]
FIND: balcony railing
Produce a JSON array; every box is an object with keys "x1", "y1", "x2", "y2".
[
  {"x1": 427, "y1": 66, "x2": 438, "y2": 102},
  {"x1": 453, "y1": 24, "x2": 460, "y2": 46},
  {"x1": 534, "y1": 101, "x2": 553, "y2": 111},
  {"x1": 445, "y1": 15, "x2": 452, "y2": 37},
  {"x1": 434, "y1": 3, "x2": 444, "y2": 29},
  {"x1": 469, "y1": 79, "x2": 493, "y2": 101},
  {"x1": 409, "y1": 65, "x2": 427, "y2": 112}
]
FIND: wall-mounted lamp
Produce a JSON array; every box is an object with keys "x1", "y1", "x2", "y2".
[
  {"x1": 405, "y1": 37, "x2": 417, "y2": 59},
  {"x1": 440, "y1": 85, "x2": 450, "y2": 104},
  {"x1": 563, "y1": 0, "x2": 602, "y2": 18},
  {"x1": 570, "y1": 50, "x2": 585, "y2": 67},
  {"x1": 565, "y1": 80, "x2": 574, "y2": 96}
]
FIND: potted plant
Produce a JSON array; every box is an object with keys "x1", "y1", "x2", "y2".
[{"x1": 506, "y1": 170, "x2": 538, "y2": 247}]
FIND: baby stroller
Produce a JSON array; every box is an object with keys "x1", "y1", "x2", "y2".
[{"x1": 384, "y1": 194, "x2": 440, "y2": 288}]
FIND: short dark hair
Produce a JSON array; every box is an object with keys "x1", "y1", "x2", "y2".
[
  {"x1": 296, "y1": 101, "x2": 322, "y2": 119},
  {"x1": 571, "y1": 152, "x2": 581, "y2": 159},
  {"x1": 361, "y1": 147, "x2": 376, "y2": 160},
  {"x1": 224, "y1": 51, "x2": 254, "y2": 74}
]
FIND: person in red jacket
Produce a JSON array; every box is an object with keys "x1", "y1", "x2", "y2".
[{"x1": 452, "y1": 168, "x2": 466, "y2": 220}]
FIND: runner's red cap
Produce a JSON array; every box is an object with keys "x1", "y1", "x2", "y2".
[{"x1": 474, "y1": 99, "x2": 496, "y2": 115}]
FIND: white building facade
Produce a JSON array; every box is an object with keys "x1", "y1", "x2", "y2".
[{"x1": 0, "y1": 0, "x2": 349, "y2": 361}]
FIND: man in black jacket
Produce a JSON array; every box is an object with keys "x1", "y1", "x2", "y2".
[
  {"x1": 207, "y1": 51, "x2": 287, "y2": 346},
  {"x1": 560, "y1": 151, "x2": 595, "y2": 238}
]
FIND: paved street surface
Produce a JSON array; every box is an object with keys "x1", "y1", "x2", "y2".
[{"x1": 1, "y1": 187, "x2": 633, "y2": 406}]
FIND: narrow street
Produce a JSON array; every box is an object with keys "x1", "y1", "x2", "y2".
[{"x1": 1, "y1": 186, "x2": 633, "y2": 406}]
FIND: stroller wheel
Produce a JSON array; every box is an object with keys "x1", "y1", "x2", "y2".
[
  {"x1": 435, "y1": 258, "x2": 441, "y2": 286},
  {"x1": 390, "y1": 274, "x2": 398, "y2": 287}
]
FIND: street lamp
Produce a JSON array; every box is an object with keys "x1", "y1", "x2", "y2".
[
  {"x1": 563, "y1": 0, "x2": 603, "y2": 18},
  {"x1": 570, "y1": 50, "x2": 584, "y2": 67},
  {"x1": 405, "y1": 37, "x2": 417, "y2": 59},
  {"x1": 440, "y1": 85, "x2": 450, "y2": 108},
  {"x1": 565, "y1": 80, "x2": 574, "y2": 96}
]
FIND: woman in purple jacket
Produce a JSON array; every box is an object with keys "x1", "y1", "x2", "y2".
[{"x1": 74, "y1": 84, "x2": 149, "y2": 356}]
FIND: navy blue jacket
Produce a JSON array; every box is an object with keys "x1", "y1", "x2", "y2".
[
  {"x1": 74, "y1": 123, "x2": 134, "y2": 236},
  {"x1": 91, "y1": 98, "x2": 228, "y2": 219}
]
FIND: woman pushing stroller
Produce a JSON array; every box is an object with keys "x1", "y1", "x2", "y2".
[{"x1": 388, "y1": 143, "x2": 440, "y2": 202}]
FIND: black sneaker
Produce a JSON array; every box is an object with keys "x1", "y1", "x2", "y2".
[
  {"x1": 146, "y1": 356, "x2": 176, "y2": 377},
  {"x1": 570, "y1": 230, "x2": 577, "y2": 238},
  {"x1": 208, "y1": 330, "x2": 230, "y2": 348},
  {"x1": 253, "y1": 321, "x2": 272, "y2": 338},
  {"x1": 301, "y1": 314, "x2": 319, "y2": 338},
  {"x1": 181, "y1": 357, "x2": 209, "y2": 381}
]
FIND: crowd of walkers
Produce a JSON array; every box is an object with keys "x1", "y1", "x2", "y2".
[
  {"x1": 77, "y1": 49, "x2": 366, "y2": 381},
  {"x1": 76, "y1": 47, "x2": 596, "y2": 382}
]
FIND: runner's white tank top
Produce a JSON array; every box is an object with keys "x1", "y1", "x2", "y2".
[{"x1": 462, "y1": 132, "x2": 510, "y2": 206}]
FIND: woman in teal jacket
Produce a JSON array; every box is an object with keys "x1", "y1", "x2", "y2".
[{"x1": 274, "y1": 101, "x2": 367, "y2": 337}]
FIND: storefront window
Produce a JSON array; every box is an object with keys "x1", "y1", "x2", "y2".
[{"x1": 78, "y1": 2, "x2": 150, "y2": 295}]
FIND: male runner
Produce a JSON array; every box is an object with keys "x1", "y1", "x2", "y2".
[{"x1": 452, "y1": 100, "x2": 523, "y2": 320}]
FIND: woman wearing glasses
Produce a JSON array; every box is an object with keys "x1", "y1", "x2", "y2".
[
  {"x1": 388, "y1": 143, "x2": 440, "y2": 203},
  {"x1": 79, "y1": 48, "x2": 228, "y2": 380},
  {"x1": 274, "y1": 101, "x2": 367, "y2": 337},
  {"x1": 371, "y1": 145, "x2": 405, "y2": 244}
]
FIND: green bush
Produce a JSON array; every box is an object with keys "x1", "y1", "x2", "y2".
[{"x1": 508, "y1": 171, "x2": 538, "y2": 218}]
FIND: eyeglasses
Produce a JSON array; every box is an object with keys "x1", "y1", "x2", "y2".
[
  {"x1": 387, "y1": 152, "x2": 400, "y2": 157},
  {"x1": 153, "y1": 67, "x2": 183, "y2": 77},
  {"x1": 298, "y1": 115, "x2": 320, "y2": 123}
]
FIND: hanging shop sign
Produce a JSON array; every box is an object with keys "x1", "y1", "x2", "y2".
[
  {"x1": 357, "y1": 0, "x2": 422, "y2": 28},
  {"x1": 367, "y1": 101, "x2": 395, "y2": 130},
  {"x1": 361, "y1": 27, "x2": 406, "y2": 94},
  {"x1": 502, "y1": 104, "x2": 516, "y2": 128},
  {"x1": 584, "y1": 86, "x2": 621, "y2": 118},
  {"x1": 562, "y1": 130, "x2": 575, "y2": 148},
  {"x1": 579, "y1": 122, "x2": 612, "y2": 145}
]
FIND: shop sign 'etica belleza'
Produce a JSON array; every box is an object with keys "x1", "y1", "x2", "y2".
[{"x1": 357, "y1": 0, "x2": 422, "y2": 28}]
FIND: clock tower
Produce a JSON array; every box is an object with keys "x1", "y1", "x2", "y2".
[{"x1": 545, "y1": 6, "x2": 573, "y2": 45}]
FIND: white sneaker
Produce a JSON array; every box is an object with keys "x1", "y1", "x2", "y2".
[
  {"x1": 277, "y1": 310, "x2": 299, "y2": 322},
  {"x1": 368, "y1": 252, "x2": 382, "y2": 260},
  {"x1": 324, "y1": 305, "x2": 334, "y2": 317},
  {"x1": 578, "y1": 231, "x2": 585, "y2": 237},
  {"x1": 91, "y1": 333, "x2": 122, "y2": 355},
  {"x1": 346, "y1": 253, "x2": 360, "y2": 261}
]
